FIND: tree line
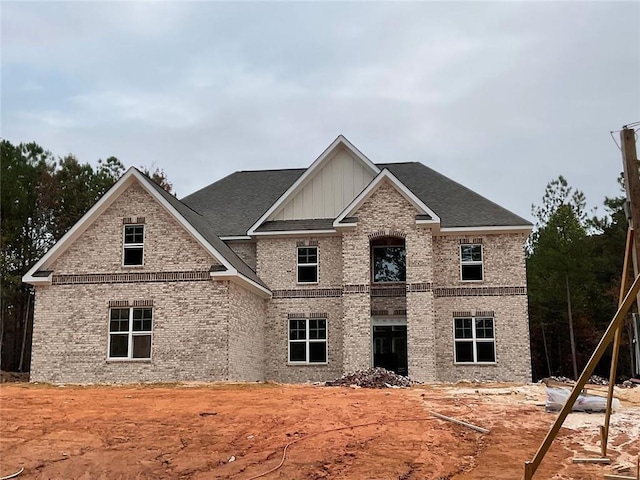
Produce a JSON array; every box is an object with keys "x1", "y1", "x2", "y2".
[
  {"x1": 527, "y1": 174, "x2": 636, "y2": 381},
  {"x1": 1, "y1": 139, "x2": 171, "y2": 371},
  {"x1": 1, "y1": 138, "x2": 636, "y2": 381}
]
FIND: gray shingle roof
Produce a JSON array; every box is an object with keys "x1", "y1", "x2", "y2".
[
  {"x1": 142, "y1": 171, "x2": 269, "y2": 289},
  {"x1": 379, "y1": 163, "x2": 531, "y2": 228},
  {"x1": 256, "y1": 219, "x2": 335, "y2": 232},
  {"x1": 181, "y1": 162, "x2": 530, "y2": 234},
  {"x1": 182, "y1": 169, "x2": 305, "y2": 237}
]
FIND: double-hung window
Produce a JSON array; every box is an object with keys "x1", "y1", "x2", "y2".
[
  {"x1": 460, "y1": 244, "x2": 483, "y2": 281},
  {"x1": 454, "y1": 316, "x2": 495, "y2": 363},
  {"x1": 123, "y1": 225, "x2": 144, "y2": 266},
  {"x1": 297, "y1": 247, "x2": 318, "y2": 283},
  {"x1": 109, "y1": 307, "x2": 153, "y2": 359},
  {"x1": 289, "y1": 318, "x2": 327, "y2": 364}
]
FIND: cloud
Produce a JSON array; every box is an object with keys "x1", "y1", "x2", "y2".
[{"x1": 1, "y1": 1, "x2": 638, "y2": 219}]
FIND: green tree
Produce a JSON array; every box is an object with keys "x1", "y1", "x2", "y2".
[
  {"x1": 139, "y1": 165, "x2": 173, "y2": 194},
  {"x1": 528, "y1": 177, "x2": 591, "y2": 380},
  {"x1": 528, "y1": 173, "x2": 635, "y2": 381},
  {"x1": 1, "y1": 141, "x2": 56, "y2": 371},
  {"x1": 0, "y1": 141, "x2": 126, "y2": 371}
]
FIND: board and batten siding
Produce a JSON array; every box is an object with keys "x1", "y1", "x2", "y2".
[{"x1": 272, "y1": 147, "x2": 376, "y2": 220}]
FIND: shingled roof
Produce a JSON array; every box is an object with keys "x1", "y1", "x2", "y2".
[
  {"x1": 182, "y1": 169, "x2": 305, "y2": 237},
  {"x1": 181, "y1": 162, "x2": 530, "y2": 236},
  {"x1": 143, "y1": 173, "x2": 268, "y2": 289},
  {"x1": 380, "y1": 163, "x2": 531, "y2": 228}
]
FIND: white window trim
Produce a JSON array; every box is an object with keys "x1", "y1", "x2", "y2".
[
  {"x1": 288, "y1": 318, "x2": 328, "y2": 365},
  {"x1": 296, "y1": 246, "x2": 318, "y2": 285},
  {"x1": 453, "y1": 316, "x2": 496, "y2": 365},
  {"x1": 459, "y1": 244, "x2": 484, "y2": 282},
  {"x1": 122, "y1": 224, "x2": 145, "y2": 267},
  {"x1": 108, "y1": 307, "x2": 153, "y2": 361}
]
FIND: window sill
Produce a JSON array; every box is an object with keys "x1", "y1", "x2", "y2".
[
  {"x1": 459, "y1": 279, "x2": 484, "y2": 283},
  {"x1": 296, "y1": 282, "x2": 319, "y2": 286},
  {"x1": 122, "y1": 265, "x2": 145, "y2": 269},
  {"x1": 107, "y1": 358, "x2": 152, "y2": 363},
  {"x1": 454, "y1": 362, "x2": 497, "y2": 366},
  {"x1": 287, "y1": 362, "x2": 329, "y2": 366}
]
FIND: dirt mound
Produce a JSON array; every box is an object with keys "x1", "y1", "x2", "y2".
[{"x1": 325, "y1": 367, "x2": 412, "y2": 388}]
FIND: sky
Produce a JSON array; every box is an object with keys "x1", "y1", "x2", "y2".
[{"x1": 2, "y1": 1, "x2": 639, "y2": 224}]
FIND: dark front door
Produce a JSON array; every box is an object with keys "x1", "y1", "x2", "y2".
[{"x1": 373, "y1": 325, "x2": 408, "y2": 376}]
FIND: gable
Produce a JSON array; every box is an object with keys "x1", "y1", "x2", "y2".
[
  {"x1": 48, "y1": 182, "x2": 219, "y2": 274},
  {"x1": 270, "y1": 145, "x2": 377, "y2": 221},
  {"x1": 351, "y1": 179, "x2": 421, "y2": 225},
  {"x1": 248, "y1": 135, "x2": 379, "y2": 234},
  {"x1": 334, "y1": 169, "x2": 440, "y2": 228},
  {"x1": 23, "y1": 168, "x2": 271, "y2": 297}
]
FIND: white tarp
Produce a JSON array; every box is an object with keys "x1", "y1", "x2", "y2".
[{"x1": 545, "y1": 387, "x2": 621, "y2": 413}]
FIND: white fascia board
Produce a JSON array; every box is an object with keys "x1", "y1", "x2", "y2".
[
  {"x1": 250, "y1": 229, "x2": 337, "y2": 237},
  {"x1": 210, "y1": 271, "x2": 272, "y2": 298},
  {"x1": 22, "y1": 167, "x2": 140, "y2": 284},
  {"x1": 333, "y1": 169, "x2": 442, "y2": 228},
  {"x1": 219, "y1": 236, "x2": 252, "y2": 241},
  {"x1": 334, "y1": 223, "x2": 358, "y2": 229},
  {"x1": 247, "y1": 135, "x2": 380, "y2": 236},
  {"x1": 439, "y1": 225, "x2": 533, "y2": 235},
  {"x1": 21, "y1": 275, "x2": 53, "y2": 285}
]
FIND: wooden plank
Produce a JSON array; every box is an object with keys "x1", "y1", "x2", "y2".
[
  {"x1": 613, "y1": 465, "x2": 631, "y2": 473},
  {"x1": 602, "y1": 228, "x2": 634, "y2": 457},
  {"x1": 603, "y1": 475, "x2": 635, "y2": 480},
  {"x1": 572, "y1": 458, "x2": 610, "y2": 464},
  {"x1": 430, "y1": 411, "x2": 490, "y2": 434}
]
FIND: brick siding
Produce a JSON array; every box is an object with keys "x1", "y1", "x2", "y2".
[
  {"x1": 227, "y1": 241, "x2": 257, "y2": 272},
  {"x1": 31, "y1": 281, "x2": 231, "y2": 383},
  {"x1": 31, "y1": 176, "x2": 531, "y2": 385},
  {"x1": 51, "y1": 183, "x2": 219, "y2": 273},
  {"x1": 228, "y1": 282, "x2": 266, "y2": 381}
]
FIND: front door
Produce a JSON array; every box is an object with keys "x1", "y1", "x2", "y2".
[{"x1": 373, "y1": 325, "x2": 408, "y2": 376}]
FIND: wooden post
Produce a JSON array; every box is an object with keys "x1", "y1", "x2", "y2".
[
  {"x1": 601, "y1": 228, "x2": 633, "y2": 457},
  {"x1": 621, "y1": 127, "x2": 640, "y2": 305},
  {"x1": 523, "y1": 273, "x2": 640, "y2": 480}
]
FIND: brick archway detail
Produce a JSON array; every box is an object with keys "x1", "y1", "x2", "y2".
[{"x1": 368, "y1": 229, "x2": 406, "y2": 241}]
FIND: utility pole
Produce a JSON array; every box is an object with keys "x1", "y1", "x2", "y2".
[
  {"x1": 621, "y1": 127, "x2": 640, "y2": 306},
  {"x1": 621, "y1": 126, "x2": 640, "y2": 378},
  {"x1": 601, "y1": 126, "x2": 639, "y2": 457}
]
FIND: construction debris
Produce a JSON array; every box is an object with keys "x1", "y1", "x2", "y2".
[
  {"x1": 540, "y1": 375, "x2": 637, "y2": 388},
  {"x1": 613, "y1": 464, "x2": 631, "y2": 473},
  {"x1": 325, "y1": 368, "x2": 412, "y2": 388},
  {"x1": 589, "y1": 375, "x2": 610, "y2": 386}
]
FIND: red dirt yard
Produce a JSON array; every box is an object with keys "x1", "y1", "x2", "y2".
[{"x1": 1, "y1": 382, "x2": 638, "y2": 479}]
